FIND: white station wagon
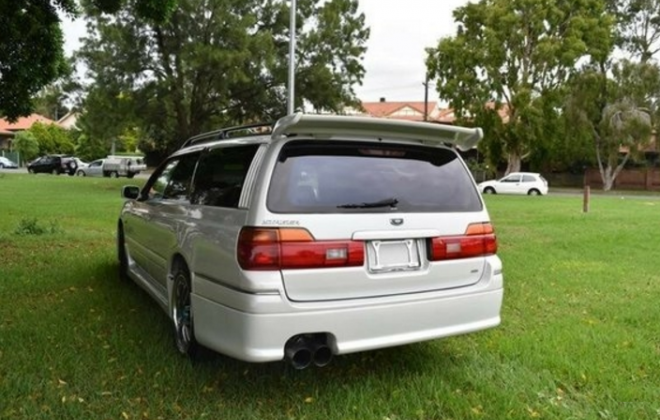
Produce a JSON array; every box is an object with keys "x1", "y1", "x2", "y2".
[{"x1": 117, "y1": 113, "x2": 504, "y2": 369}]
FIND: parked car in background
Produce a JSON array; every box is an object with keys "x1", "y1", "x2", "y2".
[
  {"x1": 74, "y1": 157, "x2": 89, "y2": 169},
  {"x1": 478, "y1": 172, "x2": 548, "y2": 195},
  {"x1": 103, "y1": 156, "x2": 146, "y2": 178},
  {"x1": 27, "y1": 155, "x2": 78, "y2": 175},
  {"x1": 117, "y1": 113, "x2": 503, "y2": 369},
  {"x1": 76, "y1": 159, "x2": 105, "y2": 177},
  {"x1": 0, "y1": 156, "x2": 18, "y2": 169}
]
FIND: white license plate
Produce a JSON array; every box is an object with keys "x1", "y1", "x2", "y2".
[{"x1": 367, "y1": 239, "x2": 421, "y2": 273}]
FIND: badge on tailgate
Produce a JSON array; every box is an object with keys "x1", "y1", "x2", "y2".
[{"x1": 367, "y1": 239, "x2": 421, "y2": 273}]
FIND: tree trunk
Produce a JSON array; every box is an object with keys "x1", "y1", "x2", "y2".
[
  {"x1": 602, "y1": 165, "x2": 615, "y2": 191},
  {"x1": 598, "y1": 153, "x2": 630, "y2": 191},
  {"x1": 505, "y1": 153, "x2": 522, "y2": 175}
]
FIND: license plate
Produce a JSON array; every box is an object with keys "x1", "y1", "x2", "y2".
[{"x1": 367, "y1": 239, "x2": 421, "y2": 273}]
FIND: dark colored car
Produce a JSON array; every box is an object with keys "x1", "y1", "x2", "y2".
[{"x1": 27, "y1": 155, "x2": 78, "y2": 175}]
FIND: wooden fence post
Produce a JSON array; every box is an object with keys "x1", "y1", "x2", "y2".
[{"x1": 583, "y1": 186, "x2": 590, "y2": 213}]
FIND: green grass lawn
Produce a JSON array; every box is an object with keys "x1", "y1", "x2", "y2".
[{"x1": 1, "y1": 173, "x2": 658, "y2": 420}]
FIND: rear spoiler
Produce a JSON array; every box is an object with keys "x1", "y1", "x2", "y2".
[{"x1": 271, "y1": 112, "x2": 483, "y2": 151}]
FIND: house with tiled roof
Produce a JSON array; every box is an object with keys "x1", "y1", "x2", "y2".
[
  {"x1": 349, "y1": 98, "x2": 447, "y2": 122},
  {"x1": 57, "y1": 111, "x2": 80, "y2": 130},
  {"x1": 348, "y1": 98, "x2": 501, "y2": 125},
  {"x1": 0, "y1": 114, "x2": 57, "y2": 150}
]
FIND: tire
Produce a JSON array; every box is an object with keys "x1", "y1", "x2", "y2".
[
  {"x1": 172, "y1": 262, "x2": 199, "y2": 358},
  {"x1": 110, "y1": 171, "x2": 119, "y2": 178},
  {"x1": 528, "y1": 189, "x2": 541, "y2": 196},
  {"x1": 0, "y1": 163, "x2": 4, "y2": 169},
  {"x1": 127, "y1": 172, "x2": 135, "y2": 179},
  {"x1": 77, "y1": 170, "x2": 86, "y2": 176},
  {"x1": 52, "y1": 168, "x2": 59, "y2": 175},
  {"x1": 117, "y1": 224, "x2": 129, "y2": 282},
  {"x1": 484, "y1": 187, "x2": 496, "y2": 194},
  {"x1": 28, "y1": 168, "x2": 34, "y2": 174}
]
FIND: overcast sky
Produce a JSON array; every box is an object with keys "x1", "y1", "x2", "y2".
[{"x1": 62, "y1": 0, "x2": 471, "y2": 103}]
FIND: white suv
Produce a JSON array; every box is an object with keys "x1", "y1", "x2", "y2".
[{"x1": 117, "y1": 113, "x2": 503, "y2": 369}]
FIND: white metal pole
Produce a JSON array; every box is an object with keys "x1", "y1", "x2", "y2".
[{"x1": 287, "y1": 0, "x2": 297, "y2": 115}]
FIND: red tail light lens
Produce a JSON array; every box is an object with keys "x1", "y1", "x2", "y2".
[
  {"x1": 237, "y1": 227, "x2": 364, "y2": 270},
  {"x1": 429, "y1": 222, "x2": 497, "y2": 261}
]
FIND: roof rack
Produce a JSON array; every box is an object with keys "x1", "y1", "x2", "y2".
[{"x1": 180, "y1": 121, "x2": 273, "y2": 149}]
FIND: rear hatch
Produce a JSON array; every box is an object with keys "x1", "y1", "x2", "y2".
[{"x1": 246, "y1": 139, "x2": 495, "y2": 302}]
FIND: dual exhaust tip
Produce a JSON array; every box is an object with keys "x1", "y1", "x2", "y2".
[{"x1": 285, "y1": 334, "x2": 333, "y2": 370}]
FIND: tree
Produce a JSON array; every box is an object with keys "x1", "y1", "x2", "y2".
[
  {"x1": 74, "y1": 133, "x2": 107, "y2": 161},
  {"x1": 76, "y1": 0, "x2": 369, "y2": 160},
  {"x1": 28, "y1": 122, "x2": 76, "y2": 155},
  {"x1": 426, "y1": 0, "x2": 613, "y2": 174},
  {"x1": 0, "y1": 0, "x2": 76, "y2": 121},
  {"x1": 566, "y1": 60, "x2": 659, "y2": 190},
  {"x1": 614, "y1": 0, "x2": 660, "y2": 62},
  {"x1": 32, "y1": 58, "x2": 82, "y2": 121},
  {"x1": 86, "y1": 0, "x2": 178, "y2": 23},
  {"x1": 0, "y1": 0, "x2": 180, "y2": 121},
  {"x1": 13, "y1": 131, "x2": 40, "y2": 163}
]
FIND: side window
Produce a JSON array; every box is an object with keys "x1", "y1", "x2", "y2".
[
  {"x1": 148, "y1": 161, "x2": 179, "y2": 199},
  {"x1": 145, "y1": 153, "x2": 198, "y2": 201},
  {"x1": 163, "y1": 154, "x2": 199, "y2": 201},
  {"x1": 501, "y1": 175, "x2": 520, "y2": 183},
  {"x1": 522, "y1": 175, "x2": 536, "y2": 183},
  {"x1": 191, "y1": 145, "x2": 259, "y2": 208}
]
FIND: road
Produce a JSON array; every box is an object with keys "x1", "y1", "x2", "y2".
[{"x1": 0, "y1": 167, "x2": 151, "y2": 180}]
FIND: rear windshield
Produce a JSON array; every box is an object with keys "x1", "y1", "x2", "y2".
[{"x1": 267, "y1": 140, "x2": 482, "y2": 213}]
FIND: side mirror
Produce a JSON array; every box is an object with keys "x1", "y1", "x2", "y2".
[{"x1": 122, "y1": 185, "x2": 141, "y2": 200}]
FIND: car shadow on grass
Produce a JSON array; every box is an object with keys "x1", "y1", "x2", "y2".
[{"x1": 83, "y1": 260, "x2": 467, "y2": 405}]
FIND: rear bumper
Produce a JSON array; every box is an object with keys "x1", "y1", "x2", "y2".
[{"x1": 191, "y1": 284, "x2": 503, "y2": 363}]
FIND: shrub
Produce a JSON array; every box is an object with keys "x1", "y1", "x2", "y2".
[
  {"x1": 13, "y1": 131, "x2": 40, "y2": 163},
  {"x1": 14, "y1": 218, "x2": 62, "y2": 236},
  {"x1": 29, "y1": 122, "x2": 75, "y2": 155}
]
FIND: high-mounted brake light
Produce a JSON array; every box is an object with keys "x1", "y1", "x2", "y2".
[
  {"x1": 237, "y1": 227, "x2": 364, "y2": 270},
  {"x1": 429, "y1": 222, "x2": 497, "y2": 261}
]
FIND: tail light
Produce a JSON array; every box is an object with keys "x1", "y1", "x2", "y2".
[
  {"x1": 429, "y1": 222, "x2": 497, "y2": 261},
  {"x1": 237, "y1": 227, "x2": 364, "y2": 270}
]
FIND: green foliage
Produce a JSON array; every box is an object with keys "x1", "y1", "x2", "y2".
[
  {"x1": 0, "y1": 0, "x2": 77, "y2": 121},
  {"x1": 565, "y1": 59, "x2": 660, "y2": 190},
  {"x1": 426, "y1": 0, "x2": 614, "y2": 174},
  {"x1": 28, "y1": 122, "x2": 76, "y2": 155},
  {"x1": 32, "y1": 61, "x2": 81, "y2": 121},
  {"x1": 12, "y1": 131, "x2": 41, "y2": 163},
  {"x1": 76, "y1": 0, "x2": 369, "y2": 157},
  {"x1": 74, "y1": 87, "x2": 135, "y2": 155},
  {"x1": 615, "y1": 0, "x2": 660, "y2": 62},
  {"x1": 118, "y1": 126, "x2": 140, "y2": 153},
  {"x1": 74, "y1": 133, "x2": 107, "y2": 161},
  {"x1": 88, "y1": 0, "x2": 178, "y2": 23},
  {"x1": 14, "y1": 217, "x2": 62, "y2": 236}
]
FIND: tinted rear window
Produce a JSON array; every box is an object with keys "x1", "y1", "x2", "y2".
[{"x1": 267, "y1": 140, "x2": 482, "y2": 213}]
